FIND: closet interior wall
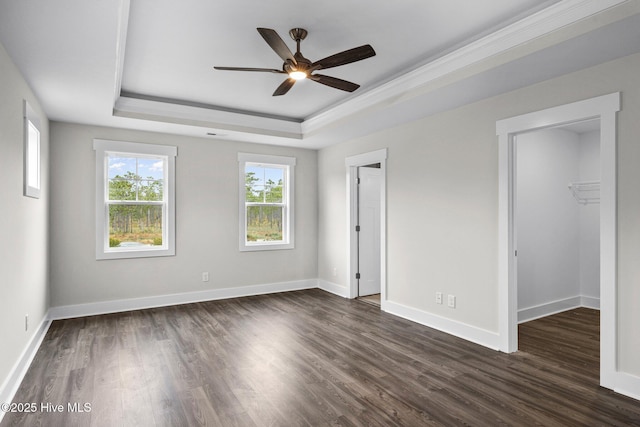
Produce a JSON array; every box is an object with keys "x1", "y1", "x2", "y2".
[{"x1": 516, "y1": 127, "x2": 600, "y2": 322}]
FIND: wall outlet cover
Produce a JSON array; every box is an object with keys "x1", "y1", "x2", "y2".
[{"x1": 448, "y1": 295, "x2": 456, "y2": 308}]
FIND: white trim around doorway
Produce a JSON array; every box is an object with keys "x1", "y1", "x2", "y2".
[{"x1": 496, "y1": 92, "x2": 620, "y2": 391}]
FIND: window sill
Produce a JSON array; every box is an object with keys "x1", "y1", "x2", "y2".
[
  {"x1": 240, "y1": 242, "x2": 294, "y2": 252},
  {"x1": 97, "y1": 247, "x2": 175, "y2": 260}
]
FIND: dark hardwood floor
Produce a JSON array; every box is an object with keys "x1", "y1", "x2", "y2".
[{"x1": 2, "y1": 290, "x2": 639, "y2": 426}]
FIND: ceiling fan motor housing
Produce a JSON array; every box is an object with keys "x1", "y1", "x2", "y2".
[
  {"x1": 286, "y1": 28, "x2": 311, "y2": 74},
  {"x1": 289, "y1": 28, "x2": 308, "y2": 42}
]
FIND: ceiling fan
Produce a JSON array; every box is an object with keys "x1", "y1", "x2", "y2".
[{"x1": 214, "y1": 27, "x2": 376, "y2": 96}]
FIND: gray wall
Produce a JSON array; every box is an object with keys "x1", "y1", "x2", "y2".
[
  {"x1": 0, "y1": 42, "x2": 49, "y2": 391},
  {"x1": 317, "y1": 52, "x2": 640, "y2": 377},
  {"x1": 49, "y1": 123, "x2": 318, "y2": 307}
]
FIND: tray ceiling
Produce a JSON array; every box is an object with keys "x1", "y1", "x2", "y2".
[{"x1": 1, "y1": 0, "x2": 639, "y2": 148}]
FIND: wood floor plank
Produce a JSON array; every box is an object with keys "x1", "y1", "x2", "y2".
[{"x1": 3, "y1": 290, "x2": 640, "y2": 426}]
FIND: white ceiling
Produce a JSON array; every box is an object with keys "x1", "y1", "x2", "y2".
[
  {"x1": 1, "y1": 0, "x2": 639, "y2": 149},
  {"x1": 122, "y1": 0, "x2": 558, "y2": 119}
]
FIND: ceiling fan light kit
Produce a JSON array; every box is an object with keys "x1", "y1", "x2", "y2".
[
  {"x1": 214, "y1": 27, "x2": 376, "y2": 96},
  {"x1": 289, "y1": 71, "x2": 307, "y2": 80}
]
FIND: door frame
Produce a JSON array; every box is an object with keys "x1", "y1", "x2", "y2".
[
  {"x1": 496, "y1": 92, "x2": 620, "y2": 390},
  {"x1": 346, "y1": 149, "x2": 387, "y2": 305}
]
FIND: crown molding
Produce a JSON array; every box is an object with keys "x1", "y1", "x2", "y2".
[
  {"x1": 112, "y1": 0, "x2": 130, "y2": 106},
  {"x1": 301, "y1": 0, "x2": 629, "y2": 135}
]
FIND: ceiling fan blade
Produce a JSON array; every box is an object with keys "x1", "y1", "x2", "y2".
[
  {"x1": 273, "y1": 78, "x2": 296, "y2": 96},
  {"x1": 257, "y1": 28, "x2": 296, "y2": 64},
  {"x1": 214, "y1": 66, "x2": 285, "y2": 73},
  {"x1": 311, "y1": 44, "x2": 376, "y2": 71},
  {"x1": 308, "y1": 74, "x2": 360, "y2": 92}
]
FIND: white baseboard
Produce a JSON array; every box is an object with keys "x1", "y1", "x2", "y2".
[
  {"x1": 384, "y1": 300, "x2": 501, "y2": 351},
  {"x1": 317, "y1": 279, "x2": 349, "y2": 298},
  {"x1": 581, "y1": 295, "x2": 600, "y2": 310},
  {"x1": 48, "y1": 279, "x2": 318, "y2": 320},
  {"x1": 0, "y1": 315, "x2": 51, "y2": 424},
  {"x1": 518, "y1": 296, "x2": 582, "y2": 323},
  {"x1": 518, "y1": 295, "x2": 601, "y2": 324},
  {"x1": 614, "y1": 371, "x2": 640, "y2": 401}
]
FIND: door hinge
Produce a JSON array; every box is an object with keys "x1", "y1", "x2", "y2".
[
  {"x1": 515, "y1": 250, "x2": 518, "y2": 256},
  {"x1": 356, "y1": 273, "x2": 361, "y2": 279},
  {"x1": 356, "y1": 225, "x2": 361, "y2": 232},
  {"x1": 357, "y1": 177, "x2": 361, "y2": 185}
]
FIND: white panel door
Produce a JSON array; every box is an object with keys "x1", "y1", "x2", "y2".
[{"x1": 358, "y1": 166, "x2": 381, "y2": 296}]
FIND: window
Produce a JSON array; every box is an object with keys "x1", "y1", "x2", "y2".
[
  {"x1": 238, "y1": 153, "x2": 295, "y2": 251},
  {"x1": 23, "y1": 101, "x2": 41, "y2": 198},
  {"x1": 94, "y1": 139, "x2": 177, "y2": 260}
]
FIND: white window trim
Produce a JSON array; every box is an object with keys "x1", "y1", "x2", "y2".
[
  {"x1": 94, "y1": 139, "x2": 177, "y2": 260},
  {"x1": 23, "y1": 101, "x2": 41, "y2": 199},
  {"x1": 238, "y1": 153, "x2": 296, "y2": 252}
]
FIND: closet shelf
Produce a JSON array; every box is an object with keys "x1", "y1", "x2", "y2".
[{"x1": 568, "y1": 180, "x2": 600, "y2": 205}]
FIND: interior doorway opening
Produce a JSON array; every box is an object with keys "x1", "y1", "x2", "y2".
[
  {"x1": 346, "y1": 149, "x2": 387, "y2": 308},
  {"x1": 514, "y1": 120, "x2": 601, "y2": 375},
  {"x1": 356, "y1": 163, "x2": 382, "y2": 301},
  {"x1": 496, "y1": 92, "x2": 620, "y2": 390}
]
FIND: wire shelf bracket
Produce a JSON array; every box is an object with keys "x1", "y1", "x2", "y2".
[{"x1": 568, "y1": 180, "x2": 600, "y2": 205}]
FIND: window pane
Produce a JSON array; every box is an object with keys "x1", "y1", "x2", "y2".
[
  {"x1": 264, "y1": 181, "x2": 283, "y2": 203},
  {"x1": 109, "y1": 176, "x2": 137, "y2": 200},
  {"x1": 108, "y1": 204, "x2": 163, "y2": 247},
  {"x1": 246, "y1": 165, "x2": 284, "y2": 203},
  {"x1": 108, "y1": 156, "x2": 138, "y2": 201},
  {"x1": 246, "y1": 205, "x2": 283, "y2": 242},
  {"x1": 27, "y1": 121, "x2": 40, "y2": 188},
  {"x1": 139, "y1": 179, "x2": 164, "y2": 201},
  {"x1": 108, "y1": 156, "x2": 165, "y2": 201},
  {"x1": 137, "y1": 158, "x2": 164, "y2": 180},
  {"x1": 138, "y1": 158, "x2": 164, "y2": 201},
  {"x1": 108, "y1": 156, "x2": 137, "y2": 179}
]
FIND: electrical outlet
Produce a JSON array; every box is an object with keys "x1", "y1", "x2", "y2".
[
  {"x1": 202, "y1": 272, "x2": 209, "y2": 282},
  {"x1": 25, "y1": 314, "x2": 29, "y2": 331},
  {"x1": 448, "y1": 295, "x2": 456, "y2": 308},
  {"x1": 436, "y1": 292, "x2": 443, "y2": 304}
]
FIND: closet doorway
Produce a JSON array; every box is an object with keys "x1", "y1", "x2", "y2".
[{"x1": 496, "y1": 92, "x2": 620, "y2": 390}]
